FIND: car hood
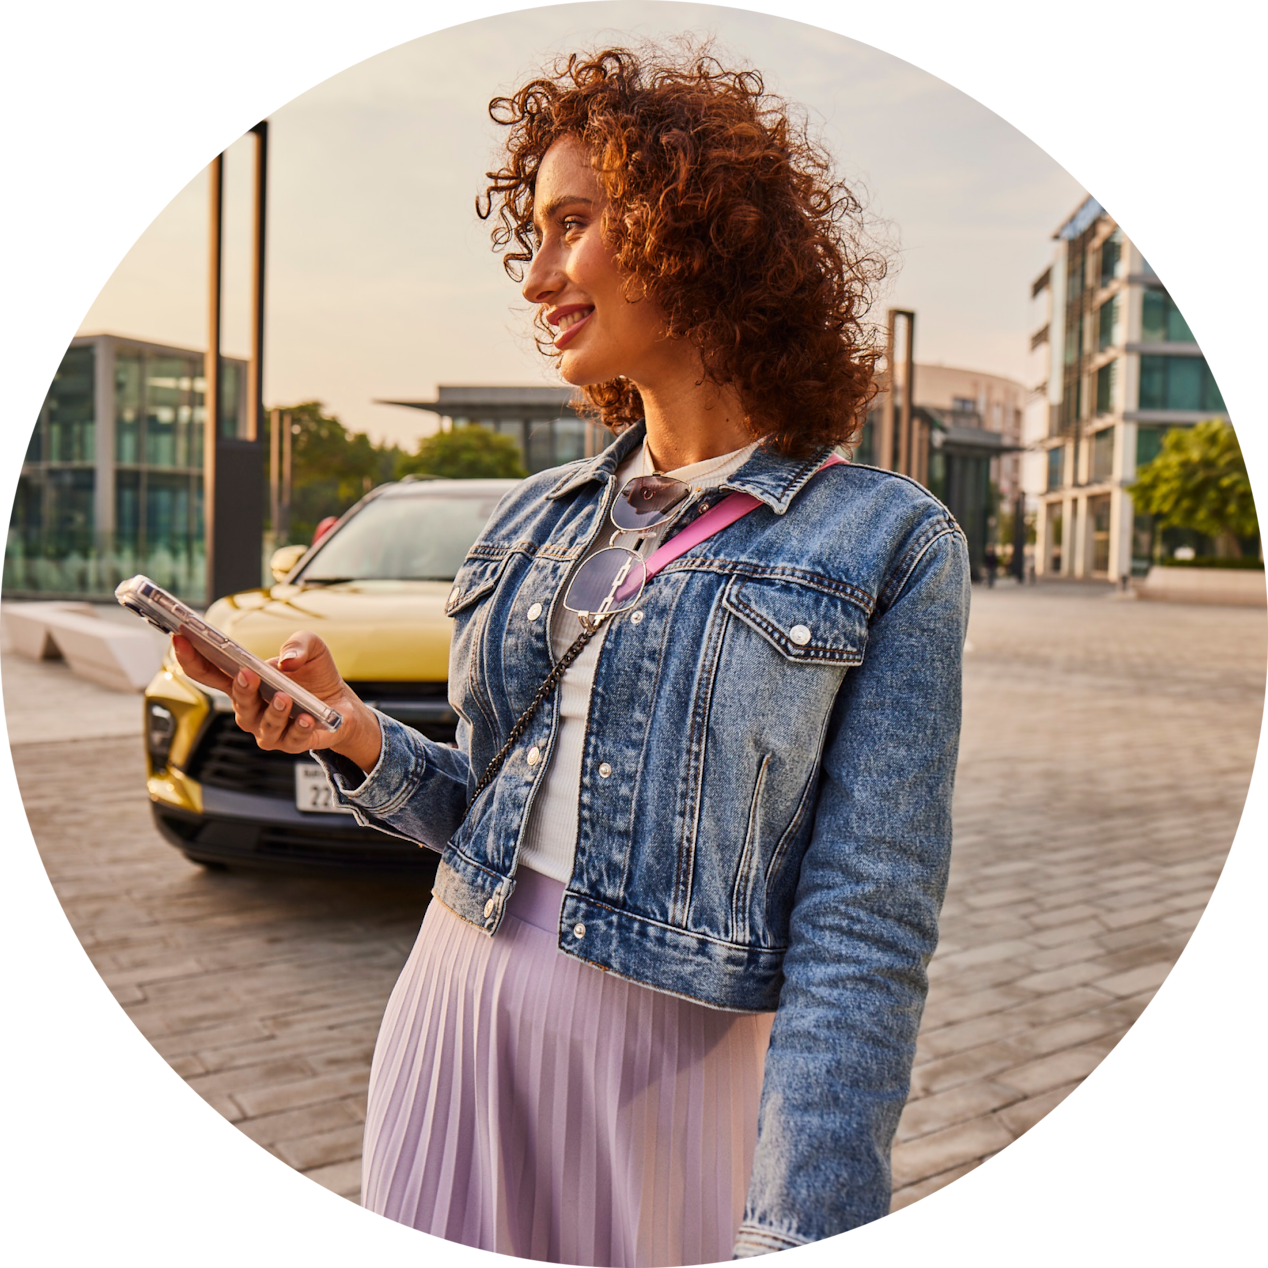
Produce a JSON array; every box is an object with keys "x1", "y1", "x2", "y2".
[{"x1": 205, "y1": 579, "x2": 453, "y2": 681}]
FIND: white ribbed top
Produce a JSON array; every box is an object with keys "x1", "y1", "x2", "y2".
[{"x1": 518, "y1": 437, "x2": 761, "y2": 883}]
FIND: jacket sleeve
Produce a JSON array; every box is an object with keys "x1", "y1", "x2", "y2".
[
  {"x1": 313, "y1": 711, "x2": 472, "y2": 852},
  {"x1": 734, "y1": 523, "x2": 970, "y2": 1255}
]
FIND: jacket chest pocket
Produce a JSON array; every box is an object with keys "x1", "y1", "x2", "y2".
[
  {"x1": 721, "y1": 573, "x2": 870, "y2": 667},
  {"x1": 446, "y1": 553, "x2": 514, "y2": 728}
]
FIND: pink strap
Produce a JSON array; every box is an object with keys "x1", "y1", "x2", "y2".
[{"x1": 642, "y1": 453, "x2": 844, "y2": 582}]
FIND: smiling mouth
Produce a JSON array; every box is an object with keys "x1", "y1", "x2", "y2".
[{"x1": 553, "y1": 307, "x2": 595, "y2": 349}]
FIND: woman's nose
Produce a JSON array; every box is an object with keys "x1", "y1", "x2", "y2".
[{"x1": 521, "y1": 246, "x2": 561, "y2": 305}]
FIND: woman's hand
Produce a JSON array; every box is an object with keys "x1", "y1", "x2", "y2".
[{"x1": 171, "y1": 630, "x2": 384, "y2": 773}]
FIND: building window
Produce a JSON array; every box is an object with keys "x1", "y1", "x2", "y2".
[
  {"x1": 952, "y1": 396, "x2": 976, "y2": 414},
  {"x1": 1098, "y1": 231, "x2": 1123, "y2": 287},
  {"x1": 1092, "y1": 427, "x2": 1114, "y2": 482},
  {"x1": 1047, "y1": 503, "x2": 1064, "y2": 574},
  {"x1": 44, "y1": 346, "x2": 96, "y2": 465},
  {"x1": 1136, "y1": 425, "x2": 1168, "y2": 470},
  {"x1": 1096, "y1": 360, "x2": 1117, "y2": 415},
  {"x1": 1089, "y1": 494, "x2": 1112, "y2": 573},
  {"x1": 1140, "y1": 287, "x2": 1196, "y2": 343},
  {"x1": 1097, "y1": 296, "x2": 1118, "y2": 349},
  {"x1": 1047, "y1": 446, "x2": 1065, "y2": 491},
  {"x1": 1138, "y1": 355, "x2": 1225, "y2": 412}
]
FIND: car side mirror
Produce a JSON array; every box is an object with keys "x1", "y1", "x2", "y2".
[{"x1": 269, "y1": 543, "x2": 308, "y2": 583}]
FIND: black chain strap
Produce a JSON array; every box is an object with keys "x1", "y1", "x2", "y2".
[{"x1": 465, "y1": 623, "x2": 600, "y2": 810}]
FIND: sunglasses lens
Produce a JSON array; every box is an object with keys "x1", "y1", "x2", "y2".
[
  {"x1": 564, "y1": 548, "x2": 646, "y2": 615},
  {"x1": 612, "y1": 475, "x2": 692, "y2": 532}
]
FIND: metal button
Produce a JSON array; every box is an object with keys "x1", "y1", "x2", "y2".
[
  {"x1": 448, "y1": 586, "x2": 461, "y2": 605},
  {"x1": 630, "y1": 611, "x2": 644, "y2": 625},
  {"x1": 527, "y1": 746, "x2": 541, "y2": 766},
  {"x1": 484, "y1": 898, "x2": 495, "y2": 918},
  {"x1": 789, "y1": 624, "x2": 812, "y2": 646},
  {"x1": 573, "y1": 922, "x2": 586, "y2": 939},
  {"x1": 598, "y1": 762, "x2": 612, "y2": 779},
  {"x1": 527, "y1": 602, "x2": 543, "y2": 621}
]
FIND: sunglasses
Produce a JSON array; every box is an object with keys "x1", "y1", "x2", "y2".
[{"x1": 563, "y1": 474, "x2": 697, "y2": 625}]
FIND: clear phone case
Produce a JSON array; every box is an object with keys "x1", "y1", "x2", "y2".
[{"x1": 114, "y1": 574, "x2": 343, "y2": 732}]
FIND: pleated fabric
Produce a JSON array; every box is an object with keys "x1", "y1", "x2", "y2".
[{"x1": 361, "y1": 866, "x2": 774, "y2": 1267}]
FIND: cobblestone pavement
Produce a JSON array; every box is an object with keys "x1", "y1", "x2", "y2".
[{"x1": 5, "y1": 583, "x2": 1264, "y2": 1213}]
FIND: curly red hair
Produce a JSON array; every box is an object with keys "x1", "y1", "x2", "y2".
[{"x1": 477, "y1": 43, "x2": 886, "y2": 460}]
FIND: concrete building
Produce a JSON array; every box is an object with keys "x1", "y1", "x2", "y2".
[
  {"x1": 6, "y1": 333, "x2": 247, "y2": 601},
  {"x1": 855, "y1": 363, "x2": 1026, "y2": 579},
  {"x1": 1026, "y1": 197, "x2": 1229, "y2": 580},
  {"x1": 378, "y1": 385, "x2": 606, "y2": 474}
]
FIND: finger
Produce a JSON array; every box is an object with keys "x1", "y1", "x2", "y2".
[
  {"x1": 256, "y1": 690, "x2": 293, "y2": 748},
  {"x1": 230, "y1": 669, "x2": 269, "y2": 733},
  {"x1": 172, "y1": 634, "x2": 234, "y2": 693}
]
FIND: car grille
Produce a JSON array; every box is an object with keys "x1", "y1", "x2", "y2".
[{"x1": 185, "y1": 680, "x2": 456, "y2": 798}]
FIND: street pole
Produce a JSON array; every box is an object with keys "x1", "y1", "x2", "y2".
[
  {"x1": 203, "y1": 154, "x2": 223, "y2": 603},
  {"x1": 884, "y1": 309, "x2": 916, "y2": 475},
  {"x1": 203, "y1": 124, "x2": 269, "y2": 604}
]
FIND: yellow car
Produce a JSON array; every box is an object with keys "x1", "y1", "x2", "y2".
[{"x1": 142, "y1": 477, "x2": 519, "y2": 873}]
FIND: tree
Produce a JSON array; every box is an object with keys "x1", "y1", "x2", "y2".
[
  {"x1": 396, "y1": 424, "x2": 527, "y2": 481},
  {"x1": 1130, "y1": 419, "x2": 1259, "y2": 555},
  {"x1": 276, "y1": 401, "x2": 404, "y2": 543}
]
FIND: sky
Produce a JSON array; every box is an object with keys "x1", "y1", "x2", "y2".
[{"x1": 77, "y1": 1, "x2": 1086, "y2": 449}]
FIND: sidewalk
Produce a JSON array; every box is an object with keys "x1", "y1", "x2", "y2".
[{"x1": 5, "y1": 585, "x2": 1264, "y2": 1211}]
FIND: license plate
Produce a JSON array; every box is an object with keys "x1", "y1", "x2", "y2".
[{"x1": 294, "y1": 761, "x2": 353, "y2": 814}]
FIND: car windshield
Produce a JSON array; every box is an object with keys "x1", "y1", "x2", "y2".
[{"x1": 295, "y1": 488, "x2": 507, "y2": 583}]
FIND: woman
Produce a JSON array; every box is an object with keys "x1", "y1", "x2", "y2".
[{"x1": 175, "y1": 45, "x2": 969, "y2": 1266}]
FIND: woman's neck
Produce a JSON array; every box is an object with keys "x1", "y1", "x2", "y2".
[{"x1": 635, "y1": 369, "x2": 752, "y2": 471}]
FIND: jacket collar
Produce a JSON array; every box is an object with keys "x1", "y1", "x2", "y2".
[{"x1": 548, "y1": 419, "x2": 837, "y2": 516}]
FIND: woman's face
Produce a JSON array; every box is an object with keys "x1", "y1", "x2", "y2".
[{"x1": 522, "y1": 136, "x2": 684, "y2": 389}]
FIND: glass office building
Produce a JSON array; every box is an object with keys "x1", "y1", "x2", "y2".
[
  {"x1": 377, "y1": 385, "x2": 605, "y2": 474},
  {"x1": 1027, "y1": 199, "x2": 1231, "y2": 579},
  {"x1": 5, "y1": 334, "x2": 246, "y2": 601}
]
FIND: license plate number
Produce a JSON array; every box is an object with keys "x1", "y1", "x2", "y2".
[{"x1": 294, "y1": 761, "x2": 353, "y2": 814}]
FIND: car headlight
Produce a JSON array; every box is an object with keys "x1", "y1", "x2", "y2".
[{"x1": 145, "y1": 701, "x2": 176, "y2": 767}]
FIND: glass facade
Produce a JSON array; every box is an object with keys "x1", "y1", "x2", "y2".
[
  {"x1": 1136, "y1": 425, "x2": 1168, "y2": 470},
  {"x1": 1138, "y1": 355, "x2": 1225, "y2": 412},
  {"x1": 1098, "y1": 230, "x2": 1123, "y2": 287},
  {"x1": 1140, "y1": 287, "x2": 1195, "y2": 343},
  {"x1": 5, "y1": 337, "x2": 240, "y2": 601},
  {"x1": 454, "y1": 414, "x2": 597, "y2": 475},
  {"x1": 113, "y1": 347, "x2": 206, "y2": 596},
  {"x1": 8, "y1": 346, "x2": 99, "y2": 596}
]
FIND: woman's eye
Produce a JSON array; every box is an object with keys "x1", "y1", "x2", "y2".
[{"x1": 562, "y1": 217, "x2": 585, "y2": 235}]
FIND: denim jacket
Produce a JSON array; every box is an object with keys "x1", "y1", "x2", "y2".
[{"x1": 318, "y1": 421, "x2": 970, "y2": 1252}]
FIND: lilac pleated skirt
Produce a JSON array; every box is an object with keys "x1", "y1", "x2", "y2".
[{"x1": 361, "y1": 867, "x2": 774, "y2": 1267}]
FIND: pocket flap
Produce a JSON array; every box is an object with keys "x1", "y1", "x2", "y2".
[
  {"x1": 723, "y1": 575, "x2": 869, "y2": 665},
  {"x1": 445, "y1": 554, "x2": 508, "y2": 616}
]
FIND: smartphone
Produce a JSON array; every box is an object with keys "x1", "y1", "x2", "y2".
[{"x1": 114, "y1": 574, "x2": 343, "y2": 732}]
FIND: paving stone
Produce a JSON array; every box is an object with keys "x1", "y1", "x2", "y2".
[
  {"x1": 1095, "y1": 961, "x2": 1175, "y2": 998},
  {"x1": 897, "y1": 1079, "x2": 1023, "y2": 1142},
  {"x1": 234, "y1": 1069, "x2": 372, "y2": 1119},
  {"x1": 890, "y1": 1161, "x2": 979, "y2": 1212},
  {"x1": 274, "y1": 1123, "x2": 368, "y2": 1172},
  {"x1": 235, "y1": 1098, "x2": 366, "y2": 1149},
  {"x1": 302, "y1": 1158, "x2": 362, "y2": 1199},
  {"x1": 891, "y1": 1115, "x2": 1016, "y2": 1189},
  {"x1": 995, "y1": 1041, "x2": 1118, "y2": 1098},
  {"x1": 991, "y1": 1081, "x2": 1083, "y2": 1137}
]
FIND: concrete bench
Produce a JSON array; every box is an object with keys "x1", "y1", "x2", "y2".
[
  {"x1": 3, "y1": 602, "x2": 168, "y2": 692},
  {"x1": 1136, "y1": 566, "x2": 1266, "y2": 608}
]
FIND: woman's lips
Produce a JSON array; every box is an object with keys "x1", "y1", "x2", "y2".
[{"x1": 553, "y1": 308, "x2": 594, "y2": 349}]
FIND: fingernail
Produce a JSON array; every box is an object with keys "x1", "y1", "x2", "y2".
[
  {"x1": 298, "y1": 716, "x2": 312, "y2": 729},
  {"x1": 278, "y1": 650, "x2": 297, "y2": 666},
  {"x1": 272, "y1": 696, "x2": 287, "y2": 711},
  {"x1": 236, "y1": 671, "x2": 249, "y2": 687}
]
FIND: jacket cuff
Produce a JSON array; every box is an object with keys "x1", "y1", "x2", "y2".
[
  {"x1": 733, "y1": 1224, "x2": 810, "y2": 1257},
  {"x1": 313, "y1": 710, "x2": 428, "y2": 815}
]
